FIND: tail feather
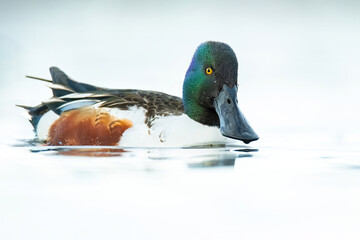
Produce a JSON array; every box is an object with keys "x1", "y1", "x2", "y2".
[
  {"x1": 16, "y1": 104, "x2": 32, "y2": 111},
  {"x1": 47, "y1": 83, "x2": 75, "y2": 97},
  {"x1": 50, "y1": 67, "x2": 103, "y2": 94},
  {"x1": 25, "y1": 75, "x2": 52, "y2": 83},
  {"x1": 16, "y1": 104, "x2": 50, "y2": 131},
  {"x1": 19, "y1": 67, "x2": 107, "y2": 132}
]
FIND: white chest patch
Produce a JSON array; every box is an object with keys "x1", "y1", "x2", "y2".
[{"x1": 110, "y1": 106, "x2": 228, "y2": 147}]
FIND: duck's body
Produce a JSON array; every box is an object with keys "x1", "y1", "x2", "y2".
[
  {"x1": 33, "y1": 74, "x2": 226, "y2": 147},
  {"x1": 20, "y1": 41, "x2": 258, "y2": 147}
]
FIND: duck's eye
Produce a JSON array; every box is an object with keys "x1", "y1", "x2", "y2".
[{"x1": 205, "y1": 67, "x2": 213, "y2": 75}]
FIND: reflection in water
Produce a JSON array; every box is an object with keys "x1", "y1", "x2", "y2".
[
  {"x1": 188, "y1": 153, "x2": 253, "y2": 168},
  {"x1": 14, "y1": 138, "x2": 258, "y2": 169},
  {"x1": 12, "y1": 138, "x2": 45, "y2": 147},
  {"x1": 233, "y1": 148, "x2": 259, "y2": 153},
  {"x1": 58, "y1": 148, "x2": 126, "y2": 157}
]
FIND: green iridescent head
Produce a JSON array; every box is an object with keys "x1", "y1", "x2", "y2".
[
  {"x1": 183, "y1": 41, "x2": 259, "y2": 143},
  {"x1": 183, "y1": 41, "x2": 238, "y2": 126}
]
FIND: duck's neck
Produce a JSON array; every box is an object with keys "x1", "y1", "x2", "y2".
[{"x1": 182, "y1": 87, "x2": 219, "y2": 127}]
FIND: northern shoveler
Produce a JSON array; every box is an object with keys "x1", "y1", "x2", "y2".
[{"x1": 19, "y1": 41, "x2": 259, "y2": 147}]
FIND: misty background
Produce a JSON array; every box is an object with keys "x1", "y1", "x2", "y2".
[{"x1": 1, "y1": 0, "x2": 360, "y2": 145}]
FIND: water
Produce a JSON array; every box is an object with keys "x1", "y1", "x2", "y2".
[{"x1": 1, "y1": 139, "x2": 360, "y2": 239}]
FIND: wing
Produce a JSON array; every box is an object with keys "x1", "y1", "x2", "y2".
[{"x1": 18, "y1": 67, "x2": 184, "y2": 130}]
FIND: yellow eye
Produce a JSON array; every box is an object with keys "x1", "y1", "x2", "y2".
[{"x1": 205, "y1": 67, "x2": 213, "y2": 75}]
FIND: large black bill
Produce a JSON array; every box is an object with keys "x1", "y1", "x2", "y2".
[{"x1": 213, "y1": 85, "x2": 259, "y2": 144}]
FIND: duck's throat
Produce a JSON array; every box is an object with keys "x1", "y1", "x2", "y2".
[{"x1": 183, "y1": 100, "x2": 219, "y2": 127}]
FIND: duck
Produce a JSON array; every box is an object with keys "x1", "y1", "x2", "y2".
[{"x1": 19, "y1": 41, "x2": 259, "y2": 147}]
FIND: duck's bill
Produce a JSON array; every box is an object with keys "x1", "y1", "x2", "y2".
[{"x1": 213, "y1": 85, "x2": 259, "y2": 144}]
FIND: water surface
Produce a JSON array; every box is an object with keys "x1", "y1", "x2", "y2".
[{"x1": 1, "y1": 139, "x2": 360, "y2": 239}]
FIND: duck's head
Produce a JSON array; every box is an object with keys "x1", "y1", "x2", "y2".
[{"x1": 183, "y1": 41, "x2": 259, "y2": 144}]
